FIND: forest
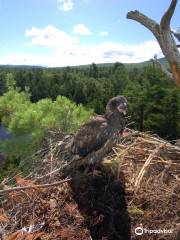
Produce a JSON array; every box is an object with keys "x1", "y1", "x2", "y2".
[{"x1": 0, "y1": 62, "x2": 179, "y2": 178}]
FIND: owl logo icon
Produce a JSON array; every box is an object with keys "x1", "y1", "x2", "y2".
[{"x1": 135, "y1": 226, "x2": 144, "y2": 235}]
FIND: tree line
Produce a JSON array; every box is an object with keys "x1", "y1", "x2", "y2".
[{"x1": 0, "y1": 62, "x2": 179, "y2": 140}]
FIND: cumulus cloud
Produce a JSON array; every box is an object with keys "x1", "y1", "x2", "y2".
[
  {"x1": 1, "y1": 25, "x2": 163, "y2": 67},
  {"x1": 73, "y1": 24, "x2": 92, "y2": 36},
  {"x1": 25, "y1": 25, "x2": 79, "y2": 48},
  {"x1": 58, "y1": 0, "x2": 73, "y2": 12},
  {"x1": 100, "y1": 31, "x2": 108, "y2": 37}
]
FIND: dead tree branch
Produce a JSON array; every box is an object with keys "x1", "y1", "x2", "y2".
[
  {"x1": 127, "y1": 0, "x2": 180, "y2": 87},
  {"x1": 161, "y1": 0, "x2": 177, "y2": 30},
  {"x1": 151, "y1": 58, "x2": 174, "y2": 79},
  {"x1": 127, "y1": 11, "x2": 159, "y2": 36}
]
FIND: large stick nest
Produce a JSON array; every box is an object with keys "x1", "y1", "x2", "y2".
[{"x1": 0, "y1": 129, "x2": 179, "y2": 240}]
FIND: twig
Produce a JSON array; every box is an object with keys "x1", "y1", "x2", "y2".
[
  {"x1": 0, "y1": 178, "x2": 71, "y2": 194},
  {"x1": 50, "y1": 138, "x2": 53, "y2": 179},
  {"x1": 134, "y1": 144, "x2": 164, "y2": 194},
  {"x1": 35, "y1": 168, "x2": 62, "y2": 181},
  {"x1": 171, "y1": 174, "x2": 180, "y2": 182}
]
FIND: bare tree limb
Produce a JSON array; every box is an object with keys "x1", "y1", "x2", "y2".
[
  {"x1": 160, "y1": 0, "x2": 178, "y2": 30},
  {"x1": 151, "y1": 58, "x2": 174, "y2": 80},
  {"x1": 127, "y1": 11, "x2": 160, "y2": 36},
  {"x1": 127, "y1": 0, "x2": 180, "y2": 87}
]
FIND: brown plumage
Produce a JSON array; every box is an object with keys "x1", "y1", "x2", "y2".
[{"x1": 68, "y1": 96, "x2": 128, "y2": 165}]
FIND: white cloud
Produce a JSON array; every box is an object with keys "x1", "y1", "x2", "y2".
[
  {"x1": 100, "y1": 31, "x2": 108, "y2": 37},
  {"x1": 25, "y1": 25, "x2": 79, "y2": 48},
  {"x1": 73, "y1": 24, "x2": 92, "y2": 36},
  {"x1": 0, "y1": 25, "x2": 164, "y2": 67},
  {"x1": 52, "y1": 40, "x2": 162, "y2": 66},
  {"x1": 58, "y1": 0, "x2": 73, "y2": 12}
]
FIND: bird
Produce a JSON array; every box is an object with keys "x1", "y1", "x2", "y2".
[{"x1": 66, "y1": 96, "x2": 128, "y2": 165}]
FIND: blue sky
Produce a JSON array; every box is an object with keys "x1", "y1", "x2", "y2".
[{"x1": 0, "y1": 0, "x2": 179, "y2": 66}]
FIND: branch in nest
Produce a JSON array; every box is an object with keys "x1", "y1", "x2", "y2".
[
  {"x1": 0, "y1": 178, "x2": 71, "y2": 194},
  {"x1": 134, "y1": 144, "x2": 164, "y2": 194}
]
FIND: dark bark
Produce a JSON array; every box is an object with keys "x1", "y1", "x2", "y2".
[
  {"x1": 139, "y1": 104, "x2": 144, "y2": 132},
  {"x1": 127, "y1": 0, "x2": 180, "y2": 87}
]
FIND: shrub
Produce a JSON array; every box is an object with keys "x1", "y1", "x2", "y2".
[{"x1": 0, "y1": 87, "x2": 92, "y2": 178}]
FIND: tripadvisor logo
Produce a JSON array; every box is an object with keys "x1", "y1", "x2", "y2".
[
  {"x1": 135, "y1": 226, "x2": 173, "y2": 236},
  {"x1": 135, "y1": 226, "x2": 143, "y2": 236}
]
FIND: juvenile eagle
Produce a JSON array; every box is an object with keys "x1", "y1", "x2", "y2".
[{"x1": 67, "y1": 96, "x2": 128, "y2": 165}]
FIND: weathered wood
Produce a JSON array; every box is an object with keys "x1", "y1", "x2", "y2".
[
  {"x1": 152, "y1": 57, "x2": 173, "y2": 79},
  {"x1": 160, "y1": 0, "x2": 177, "y2": 30},
  {"x1": 127, "y1": 0, "x2": 180, "y2": 87}
]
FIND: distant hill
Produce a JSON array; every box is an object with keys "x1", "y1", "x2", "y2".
[
  {"x1": 0, "y1": 65, "x2": 45, "y2": 70},
  {"x1": 124, "y1": 57, "x2": 169, "y2": 70},
  {"x1": 54, "y1": 57, "x2": 168, "y2": 70},
  {"x1": 0, "y1": 57, "x2": 168, "y2": 70}
]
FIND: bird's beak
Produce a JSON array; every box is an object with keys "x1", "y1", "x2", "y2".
[{"x1": 117, "y1": 106, "x2": 128, "y2": 116}]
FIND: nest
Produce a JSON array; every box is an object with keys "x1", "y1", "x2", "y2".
[{"x1": 0, "y1": 129, "x2": 179, "y2": 240}]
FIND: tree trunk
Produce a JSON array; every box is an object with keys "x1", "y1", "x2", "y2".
[
  {"x1": 127, "y1": 0, "x2": 180, "y2": 87},
  {"x1": 139, "y1": 104, "x2": 144, "y2": 132}
]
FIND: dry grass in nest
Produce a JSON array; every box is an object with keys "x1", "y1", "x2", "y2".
[{"x1": 0, "y1": 128, "x2": 179, "y2": 239}]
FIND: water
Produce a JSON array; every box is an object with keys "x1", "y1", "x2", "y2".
[{"x1": 0, "y1": 124, "x2": 10, "y2": 140}]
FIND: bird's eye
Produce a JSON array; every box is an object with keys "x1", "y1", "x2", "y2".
[
  {"x1": 123, "y1": 102, "x2": 127, "y2": 107},
  {"x1": 118, "y1": 104, "x2": 123, "y2": 108}
]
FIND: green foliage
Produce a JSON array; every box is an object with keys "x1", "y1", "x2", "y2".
[
  {"x1": 0, "y1": 85, "x2": 92, "y2": 179},
  {"x1": 0, "y1": 63, "x2": 179, "y2": 140},
  {"x1": 123, "y1": 66, "x2": 180, "y2": 139},
  {"x1": 0, "y1": 62, "x2": 179, "y2": 180}
]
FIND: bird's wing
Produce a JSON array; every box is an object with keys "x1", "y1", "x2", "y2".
[
  {"x1": 71, "y1": 117, "x2": 108, "y2": 156},
  {"x1": 84, "y1": 133, "x2": 119, "y2": 165}
]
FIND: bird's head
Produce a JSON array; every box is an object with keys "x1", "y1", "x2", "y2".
[{"x1": 106, "y1": 96, "x2": 128, "y2": 117}]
